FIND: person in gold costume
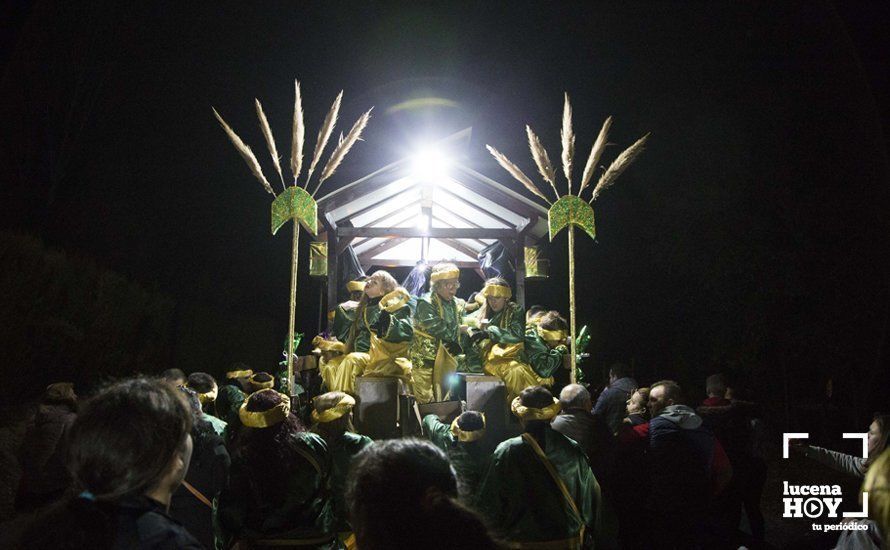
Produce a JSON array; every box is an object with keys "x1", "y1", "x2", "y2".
[
  {"x1": 407, "y1": 263, "x2": 467, "y2": 403},
  {"x1": 321, "y1": 270, "x2": 413, "y2": 394},
  {"x1": 465, "y1": 278, "x2": 553, "y2": 403}
]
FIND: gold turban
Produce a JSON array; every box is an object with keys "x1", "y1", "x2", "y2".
[
  {"x1": 481, "y1": 284, "x2": 512, "y2": 299},
  {"x1": 311, "y1": 393, "x2": 356, "y2": 424},
  {"x1": 450, "y1": 414, "x2": 486, "y2": 442},
  {"x1": 511, "y1": 396, "x2": 561, "y2": 421},
  {"x1": 239, "y1": 389, "x2": 291, "y2": 428}
]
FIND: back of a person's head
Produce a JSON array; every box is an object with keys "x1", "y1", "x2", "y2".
[
  {"x1": 609, "y1": 362, "x2": 629, "y2": 379},
  {"x1": 21, "y1": 377, "x2": 192, "y2": 549},
  {"x1": 456, "y1": 410, "x2": 485, "y2": 432},
  {"x1": 521, "y1": 385, "x2": 555, "y2": 410},
  {"x1": 235, "y1": 389, "x2": 306, "y2": 486},
  {"x1": 187, "y1": 372, "x2": 217, "y2": 393},
  {"x1": 160, "y1": 368, "x2": 186, "y2": 384},
  {"x1": 312, "y1": 391, "x2": 354, "y2": 439},
  {"x1": 347, "y1": 439, "x2": 497, "y2": 549},
  {"x1": 248, "y1": 371, "x2": 275, "y2": 392},
  {"x1": 538, "y1": 310, "x2": 568, "y2": 331},
  {"x1": 69, "y1": 377, "x2": 192, "y2": 499},
  {"x1": 705, "y1": 374, "x2": 727, "y2": 398},
  {"x1": 559, "y1": 384, "x2": 592, "y2": 411}
]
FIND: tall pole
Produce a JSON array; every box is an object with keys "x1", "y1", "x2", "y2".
[
  {"x1": 287, "y1": 223, "x2": 300, "y2": 394},
  {"x1": 568, "y1": 225, "x2": 577, "y2": 383}
]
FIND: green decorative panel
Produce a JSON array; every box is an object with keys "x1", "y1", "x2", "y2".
[
  {"x1": 547, "y1": 195, "x2": 596, "y2": 241},
  {"x1": 271, "y1": 186, "x2": 318, "y2": 236}
]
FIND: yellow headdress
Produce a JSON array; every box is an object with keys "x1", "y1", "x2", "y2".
[
  {"x1": 226, "y1": 369, "x2": 253, "y2": 379},
  {"x1": 430, "y1": 264, "x2": 460, "y2": 282},
  {"x1": 249, "y1": 373, "x2": 275, "y2": 391},
  {"x1": 481, "y1": 284, "x2": 512, "y2": 299},
  {"x1": 311, "y1": 393, "x2": 356, "y2": 423},
  {"x1": 511, "y1": 396, "x2": 561, "y2": 421},
  {"x1": 239, "y1": 389, "x2": 291, "y2": 428},
  {"x1": 537, "y1": 326, "x2": 568, "y2": 347},
  {"x1": 346, "y1": 280, "x2": 366, "y2": 293},
  {"x1": 450, "y1": 413, "x2": 486, "y2": 443}
]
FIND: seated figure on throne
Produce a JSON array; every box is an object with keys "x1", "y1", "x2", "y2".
[
  {"x1": 464, "y1": 278, "x2": 553, "y2": 403},
  {"x1": 407, "y1": 263, "x2": 467, "y2": 404},
  {"x1": 320, "y1": 270, "x2": 413, "y2": 394}
]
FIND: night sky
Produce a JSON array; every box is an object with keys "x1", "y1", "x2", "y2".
[{"x1": 1, "y1": 2, "x2": 888, "y2": 416}]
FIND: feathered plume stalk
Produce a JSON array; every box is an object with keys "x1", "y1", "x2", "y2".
[
  {"x1": 212, "y1": 107, "x2": 275, "y2": 195},
  {"x1": 589, "y1": 133, "x2": 650, "y2": 203},
  {"x1": 486, "y1": 145, "x2": 552, "y2": 205},
  {"x1": 290, "y1": 80, "x2": 305, "y2": 183},
  {"x1": 306, "y1": 90, "x2": 343, "y2": 184},
  {"x1": 578, "y1": 116, "x2": 612, "y2": 196},
  {"x1": 526, "y1": 125, "x2": 560, "y2": 200},
  {"x1": 313, "y1": 108, "x2": 373, "y2": 196},
  {"x1": 255, "y1": 99, "x2": 285, "y2": 190},
  {"x1": 561, "y1": 92, "x2": 575, "y2": 193}
]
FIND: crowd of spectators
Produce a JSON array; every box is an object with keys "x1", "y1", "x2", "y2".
[{"x1": 7, "y1": 366, "x2": 890, "y2": 549}]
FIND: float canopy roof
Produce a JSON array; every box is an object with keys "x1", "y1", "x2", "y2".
[{"x1": 316, "y1": 128, "x2": 549, "y2": 270}]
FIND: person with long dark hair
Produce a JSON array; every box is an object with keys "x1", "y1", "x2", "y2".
[
  {"x1": 311, "y1": 391, "x2": 372, "y2": 544},
  {"x1": 18, "y1": 377, "x2": 201, "y2": 549},
  {"x1": 346, "y1": 438, "x2": 499, "y2": 549},
  {"x1": 480, "y1": 386, "x2": 601, "y2": 548},
  {"x1": 217, "y1": 388, "x2": 335, "y2": 547}
]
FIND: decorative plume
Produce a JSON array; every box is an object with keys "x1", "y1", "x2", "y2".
[
  {"x1": 212, "y1": 107, "x2": 275, "y2": 195},
  {"x1": 314, "y1": 108, "x2": 373, "y2": 195},
  {"x1": 486, "y1": 145, "x2": 552, "y2": 205},
  {"x1": 306, "y1": 90, "x2": 343, "y2": 184},
  {"x1": 255, "y1": 98, "x2": 285, "y2": 190},
  {"x1": 290, "y1": 80, "x2": 305, "y2": 183},
  {"x1": 561, "y1": 92, "x2": 575, "y2": 193},
  {"x1": 590, "y1": 133, "x2": 650, "y2": 203},
  {"x1": 526, "y1": 125, "x2": 559, "y2": 200},
  {"x1": 579, "y1": 116, "x2": 612, "y2": 195}
]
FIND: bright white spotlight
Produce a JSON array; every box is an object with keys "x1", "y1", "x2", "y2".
[
  {"x1": 410, "y1": 148, "x2": 450, "y2": 184},
  {"x1": 415, "y1": 212, "x2": 431, "y2": 231}
]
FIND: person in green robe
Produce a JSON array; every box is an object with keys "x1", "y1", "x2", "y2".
[
  {"x1": 407, "y1": 262, "x2": 467, "y2": 403},
  {"x1": 524, "y1": 310, "x2": 570, "y2": 380},
  {"x1": 328, "y1": 270, "x2": 413, "y2": 395},
  {"x1": 216, "y1": 366, "x2": 253, "y2": 444},
  {"x1": 311, "y1": 392, "x2": 372, "y2": 546},
  {"x1": 329, "y1": 278, "x2": 367, "y2": 343},
  {"x1": 218, "y1": 389, "x2": 336, "y2": 548},
  {"x1": 479, "y1": 386, "x2": 602, "y2": 549},
  {"x1": 465, "y1": 278, "x2": 553, "y2": 402},
  {"x1": 422, "y1": 410, "x2": 491, "y2": 508}
]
